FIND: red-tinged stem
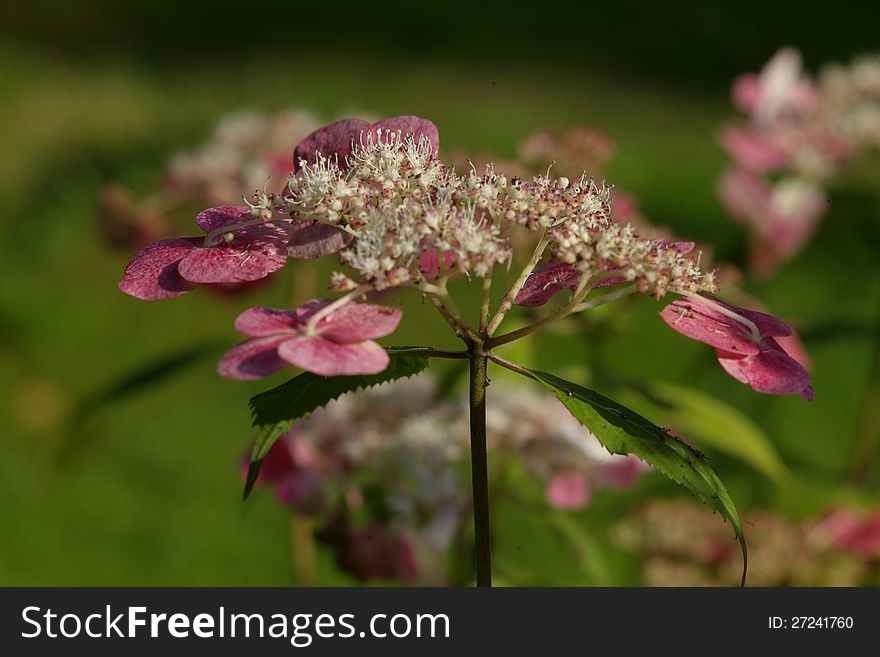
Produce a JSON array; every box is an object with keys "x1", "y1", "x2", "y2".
[{"x1": 468, "y1": 346, "x2": 492, "y2": 587}]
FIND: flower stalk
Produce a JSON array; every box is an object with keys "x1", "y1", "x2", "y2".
[{"x1": 468, "y1": 345, "x2": 492, "y2": 587}]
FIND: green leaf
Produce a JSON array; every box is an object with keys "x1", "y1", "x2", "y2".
[
  {"x1": 618, "y1": 381, "x2": 788, "y2": 482},
  {"x1": 244, "y1": 347, "x2": 432, "y2": 499},
  {"x1": 525, "y1": 368, "x2": 748, "y2": 585}
]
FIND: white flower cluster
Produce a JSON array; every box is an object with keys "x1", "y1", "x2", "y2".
[
  {"x1": 286, "y1": 373, "x2": 644, "y2": 525},
  {"x1": 820, "y1": 53, "x2": 880, "y2": 150},
  {"x1": 168, "y1": 109, "x2": 320, "y2": 203},
  {"x1": 274, "y1": 131, "x2": 713, "y2": 297}
]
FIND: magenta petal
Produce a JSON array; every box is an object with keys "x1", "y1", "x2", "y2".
[
  {"x1": 218, "y1": 336, "x2": 291, "y2": 380},
  {"x1": 545, "y1": 472, "x2": 591, "y2": 510},
  {"x1": 373, "y1": 115, "x2": 440, "y2": 155},
  {"x1": 293, "y1": 118, "x2": 372, "y2": 170},
  {"x1": 732, "y1": 74, "x2": 761, "y2": 112},
  {"x1": 119, "y1": 237, "x2": 200, "y2": 300},
  {"x1": 277, "y1": 336, "x2": 390, "y2": 376},
  {"x1": 660, "y1": 298, "x2": 761, "y2": 356},
  {"x1": 295, "y1": 300, "x2": 402, "y2": 342},
  {"x1": 294, "y1": 116, "x2": 440, "y2": 172},
  {"x1": 287, "y1": 221, "x2": 352, "y2": 259},
  {"x1": 255, "y1": 435, "x2": 297, "y2": 484},
  {"x1": 719, "y1": 127, "x2": 789, "y2": 172},
  {"x1": 515, "y1": 262, "x2": 582, "y2": 307},
  {"x1": 706, "y1": 296, "x2": 792, "y2": 338},
  {"x1": 195, "y1": 205, "x2": 252, "y2": 233},
  {"x1": 593, "y1": 264, "x2": 628, "y2": 289},
  {"x1": 716, "y1": 337, "x2": 813, "y2": 398},
  {"x1": 653, "y1": 239, "x2": 695, "y2": 255},
  {"x1": 717, "y1": 168, "x2": 771, "y2": 223},
  {"x1": 178, "y1": 244, "x2": 286, "y2": 283},
  {"x1": 601, "y1": 457, "x2": 645, "y2": 488},
  {"x1": 234, "y1": 307, "x2": 299, "y2": 337},
  {"x1": 417, "y1": 248, "x2": 455, "y2": 278}
]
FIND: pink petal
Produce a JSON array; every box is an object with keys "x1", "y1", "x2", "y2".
[
  {"x1": 707, "y1": 296, "x2": 792, "y2": 338},
  {"x1": 514, "y1": 262, "x2": 582, "y2": 307},
  {"x1": 653, "y1": 239, "x2": 695, "y2": 255},
  {"x1": 234, "y1": 307, "x2": 299, "y2": 337},
  {"x1": 217, "y1": 336, "x2": 291, "y2": 380},
  {"x1": 775, "y1": 332, "x2": 811, "y2": 369},
  {"x1": 660, "y1": 298, "x2": 762, "y2": 356},
  {"x1": 277, "y1": 336, "x2": 390, "y2": 376},
  {"x1": 732, "y1": 74, "x2": 761, "y2": 113},
  {"x1": 753, "y1": 48, "x2": 805, "y2": 123},
  {"x1": 763, "y1": 181, "x2": 827, "y2": 260},
  {"x1": 177, "y1": 242, "x2": 286, "y2": 283},
  {"x1": 296, "y1": 300, "x2": 402, "y2": 343},
  {"x1": 294, "y1": 118, "x2": 371, "y2": 171},
  {"x1": 717, "y1": 168, "x2": 771, "y2": 224},
  {"x1": 342, "y1": 525, "x2": 418, "y2": 582},
  {"x1": 545, "y1": 472, "x2": 591, "y2": 510},
  {"x1": 255, "y1": 434, "x2": 297, "y2": 483},
  {"x1": 593, "y1": 263, "x2": 628, "y2": 289},
  {"x1": 373, "y1": 115, "x2": 440, "y2": 154},
  {"x1": 119, "y1": 237, "x2": 200, "y2": 300},
  {"x1": 601, "y1": 457, "x2": 645, "y2": 488},
  {"x1": 195, "y1": 205, "x2": 252, "y2": 233},
  {"x1": 274, "y1": 471, "x2": 325, "y2": 514},
  {"x1": 294, "y1": 116, "x2": 440, "y2": 172},
  {"x1": 716, "y1": 337, "x2": 813, "y2": 399},
  {"x1": 287, "y1": 220, "x2": 352, "y2": 259},
  {"x1": 417, "y1": 248, "x2": 455, "y2": 278},
  {"x1": 719, "y1": 127, "x2": 789, "y2": 172}
]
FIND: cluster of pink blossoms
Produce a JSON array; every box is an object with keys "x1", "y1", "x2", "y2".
[
  {"x1": 119, "y1": 114, "x2": 813, "y2": 398},
  {"x1": 100, "y1": 108, "x2": 322, "y2": 252},
  {"x1": 719, "y1": 48, "x2": 880, "y2": 275},
  {"x1": 249, "y1": 375, "x2": 645, "y2": 584},
  {"x1": 617, "y1": 500, "x2": 880, "y2": 586}
]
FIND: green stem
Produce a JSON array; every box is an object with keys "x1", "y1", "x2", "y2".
[
  {"x1": 849, "y1": 318, "x2": 880, "y2": 484},
  {"x1": 468, "y1": 347, "x2": 492, "y2": 587},
  {"x1": 289, "y1": 514, "x2": 318, "y2": 586}
]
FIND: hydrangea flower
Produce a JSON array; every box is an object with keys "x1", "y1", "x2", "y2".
[
  {"x1": 719, "y1": 48, "x2": 880, "y2": 274},
  {"x1": 247, "y1": 374, "x2": 646, "y2": 582},
  {"x1": 718, "y1": 168, "x2": 826, "y2": 275},
  {"x1": 218, "y1": 300, "x2": 402, "y2": 378},
  {"x1": 514, "y1": 241, "x2": 695, "y2": 307},
  {"x1": 119, "y1": 206, "x2": 288, "y2": 300},
  {"x1": 293, "y1": 115, "x2": 440, "y2": 171},
  {"x1": 660, "y1": 296, "x2": 814, "y2": 399}
]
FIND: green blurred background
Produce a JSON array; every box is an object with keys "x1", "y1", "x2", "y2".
[{"x1": 1, "y1": 0, "x2": 879, "y2": 585}]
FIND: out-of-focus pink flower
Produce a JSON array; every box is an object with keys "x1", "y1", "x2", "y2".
[
  {"x1": 813, "y1": 509, "x2": 880, "y2": 559},
  {"x1": 660, "y1": 296, "x2": 814, "y2": 399},
  {"x1": 518, "y1": 126, "x2": 615, "y2": 177},
  {"x1": 600, "y1": 456, "x2": 646, "y2": 489},
  {"x1": 218, "y1": 300, "x2": 401, "y2": 378},
  {"x1": 340, "y1": 525, "x2": 419, "y2": 582},
  {"x1": 119, "y1": 206, "x2": 288, "y2": 300},
  {"x1": 247, "y1": 432, "x2": 326, "y2": 514},
  {"x1": 719, "y1": 127, "x2": 791, "y2": 172},
  {"x1": 718, "y1": 168, "x2": 827, "y2": 276},
  {"x1": 294, "y1": 116, "x2": 440, "y2": 172},
  {"x1": 732, "y1": 48, "x2": 818, "y2": 123},
  {"x1": 545, "y1": 471, "x2": 591, "y2": 510}
]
